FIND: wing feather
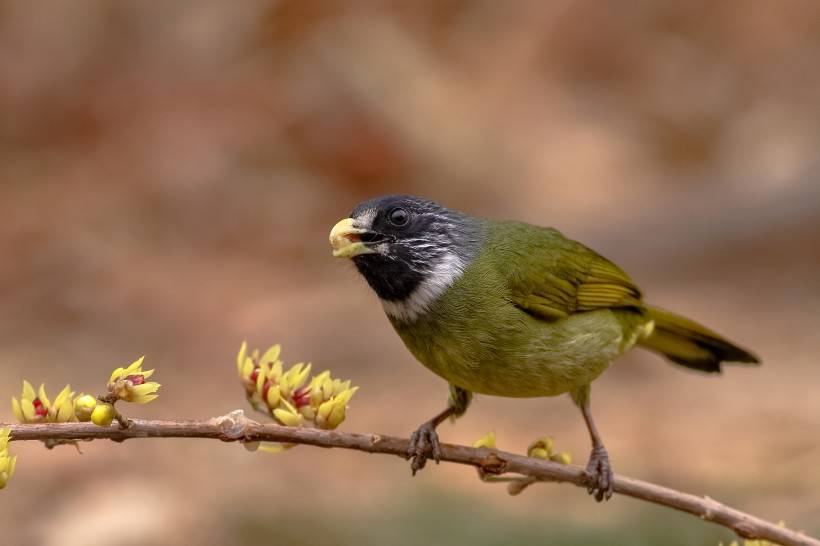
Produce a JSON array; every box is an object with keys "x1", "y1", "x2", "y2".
[{"x1": 498, "y1": 224, "x2": 643, "y2": 321}]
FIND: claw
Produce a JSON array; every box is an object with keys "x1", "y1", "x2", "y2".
[
  {"x1": 406, "y1": 420, "x2": 442, "y2": 475},
  {"x1": 585, "y1": 445, "x2": 614, "y2": 502}
]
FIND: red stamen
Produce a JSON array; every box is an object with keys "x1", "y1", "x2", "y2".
[
  {"x1": 250, "y1": 368, "x2": 260, "y2": 382},
  {"x1": 262, "y1": 380, "x2": 272, "y2": 398},
  {"x1": 33, "y1": 398, "x2": 48, "y2": 416},
  {"x1": 126, "y1": 374, "x2": 146, "y2": 385},
  {"x1": 292, "y1": 387, "x2": 311, "y2": 408}
]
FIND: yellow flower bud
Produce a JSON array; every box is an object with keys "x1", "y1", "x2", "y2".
[
  {"x1": 74, "y1": 394, "x2": 98, "y2": 422},
  {"x1": 529, "y1": 447, "x2": 550, "y2": 460},
  {"x1": 472, "y1": 431, "x2": 497, "y2": 449},
  {"x1": 527, "y1": 436, "x2": 555, "y2": 458},
  {"x1": 550, "y1": 452, "x2": 572, "y2": 465},
  {"x1": 91, "y1": 403, "x2": 116, "y2": 426}
]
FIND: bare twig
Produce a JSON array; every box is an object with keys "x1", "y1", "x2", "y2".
[{"x1": 2, "y1": 411, "x2": 816, "y2": 546}]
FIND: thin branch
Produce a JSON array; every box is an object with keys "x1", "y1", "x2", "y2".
[{"x1": 2, "y1": 411, "x2": 816, "y2": 546}]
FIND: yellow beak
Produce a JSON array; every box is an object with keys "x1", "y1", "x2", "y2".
[{"x1": 329, "y1": 218, "x2": 377, "y2": 258}]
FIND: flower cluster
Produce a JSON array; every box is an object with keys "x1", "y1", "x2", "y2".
[
  {"x1": 5, "y1": 356, "x2": 161, "y2": 488},
  {"x1": 527, "y1": 436, "x2": 572, "y2": 465},
  {"x1": 107, "y1": 357, "x2": 160, "y2": 405},
  {"x1": 471, "y1": 432, "x2": 572, "y2": 465},
  {"x1": 10, "y1": 357, "x2": 160, "y2": 428},
  {"x1": 237, "y1": 342, "x2": 358, "y2": 430},
  {"x1": 0, "y1": 428, "x2": 16, "y2": 489}
]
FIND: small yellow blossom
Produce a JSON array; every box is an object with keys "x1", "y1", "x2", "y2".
[
  {"x1": 108, "y1": 356, "x2": 160, "y2": 404},
  {"x1": 0, "y1": 428, "x2": 17, "y2": 489},
  {"x1": 472, "y1": 431, "x2": 497, "y2": 449},
  {"x1": 91, "y1": 403, "x2": 116, "y2": 426},
  {"x1": 73, "y1": 394, "x2": 98, "y2": 422},
  {"x1": 12, "y1": 381, "x2": 75, "y2": 423}
]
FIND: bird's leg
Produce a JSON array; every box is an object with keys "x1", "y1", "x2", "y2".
[
  {"x1": 580, "y1": 402, "x2": 614, "y2": 501},
  {"x1": 407, "y1": 385, "x2": 472, "y2": 475},
  {"x1": 572, "y1": 385, "x2": 614, "y2": 502}
]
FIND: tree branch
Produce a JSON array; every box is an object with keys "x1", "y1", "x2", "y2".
[{"x1": 2, "y1": 411, "x2": 816, "y2": 546}]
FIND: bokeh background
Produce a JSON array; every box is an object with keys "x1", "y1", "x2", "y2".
[{"x1": 1, "y1": 1, "x2": 819, "y2": 545}]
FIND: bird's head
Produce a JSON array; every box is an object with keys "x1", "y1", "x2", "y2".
[{"x1": 329, "y1": 195, "x2": 481, "y2": 321}]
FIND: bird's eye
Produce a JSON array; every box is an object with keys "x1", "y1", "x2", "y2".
[{"x1": 388, "y1": 208, "x2": 410, "y2": 226}]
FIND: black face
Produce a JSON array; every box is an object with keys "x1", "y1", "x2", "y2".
[{"x1": 348, "y1": 195, "x2": 479, "y2": 301}]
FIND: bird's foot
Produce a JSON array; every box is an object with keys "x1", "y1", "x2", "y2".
[
  {"x1": 406, "y1": 420, "x2": 443, "y2": 475},
  {"x1": 585, "y1": 444, "x2": 613, "y2": 502}
]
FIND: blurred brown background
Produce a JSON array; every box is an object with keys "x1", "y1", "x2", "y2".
[{"x1": 1, "y1": 1, "x2": 819, "y2": 545}]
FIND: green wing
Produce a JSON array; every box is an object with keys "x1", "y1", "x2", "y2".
[{"x1": 493, "y1": 223, "x2": 644, "y2": 321}]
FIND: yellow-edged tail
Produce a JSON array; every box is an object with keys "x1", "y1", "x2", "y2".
[{"x1": 639, "y1": 306, "x2": 760, "y2": 373}]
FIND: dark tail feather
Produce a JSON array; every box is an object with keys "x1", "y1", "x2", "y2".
[{"x1": 638, "y1": 306, "x2": 760, "y2": 373}]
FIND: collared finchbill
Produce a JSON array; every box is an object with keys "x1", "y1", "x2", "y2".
[{"x1": 329, "y1": 218, "x2": 378, "y2": 259}]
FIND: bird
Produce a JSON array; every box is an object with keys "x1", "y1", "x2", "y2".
[{"x1": 328, "y1": 194, "x2": 759, "y2": 500}]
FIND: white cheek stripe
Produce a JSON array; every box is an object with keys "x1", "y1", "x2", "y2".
[
  {"x1": 380, "y1": 252, "x2": 466, "y2": 322},
  {"x1": 357, "y1": 208, "x2": 377, "y2": 229}
]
